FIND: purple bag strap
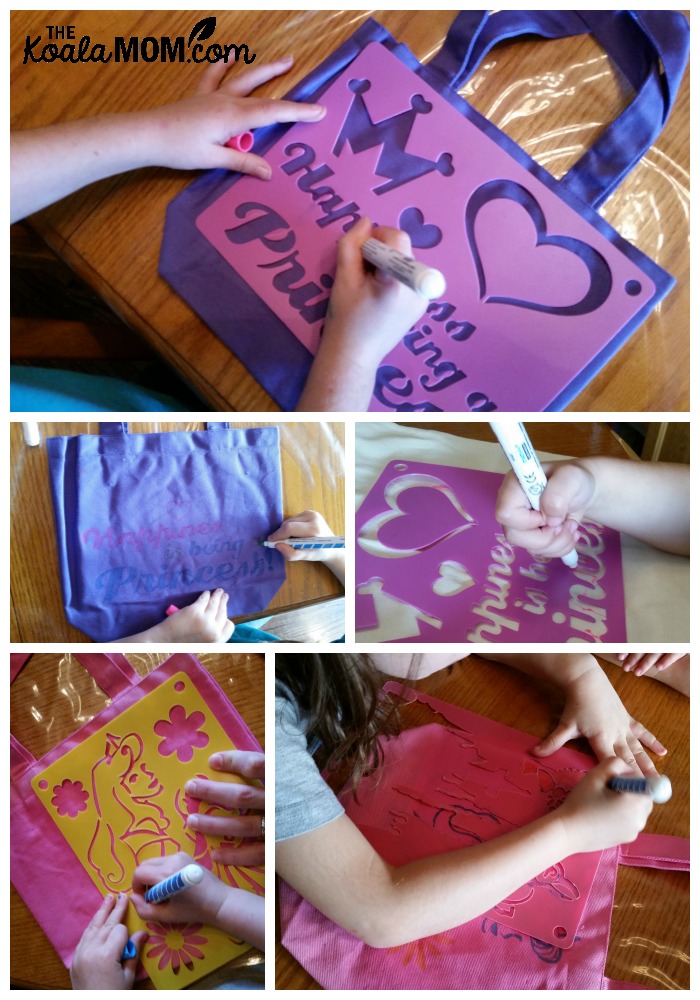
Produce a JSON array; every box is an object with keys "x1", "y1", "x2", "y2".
[
  {"x1": 423, "y1": 9, "x2": 689, "y2": 209},
  {"x1": 10, "y1": 652, "x2": 139, "y2": 778}
]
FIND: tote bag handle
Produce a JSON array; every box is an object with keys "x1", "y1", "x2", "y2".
[
  {"x1": 422, "y1": 9, "x2": 689, "y2": 209},
  {"x1": 10, "y1": 652, "x2": 139, "y2": 778}
]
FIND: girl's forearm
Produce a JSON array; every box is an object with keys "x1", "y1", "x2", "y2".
[{"x1": 11, "y1": 115, "x2": 153, "y2": 222}]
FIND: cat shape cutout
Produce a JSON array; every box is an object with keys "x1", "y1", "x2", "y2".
[
  {"x1": 31, "y1": 673, "x2": 264, "y2": 990},
  {"x1": 341, "y1": 683, "x2": 601, "y2": 948},
  {"x1": 196, "y1": 42, "x2": 670, "y2": 412},
  {"x1": 355, "y1": 460, "x2": 626, "y2": 643}
]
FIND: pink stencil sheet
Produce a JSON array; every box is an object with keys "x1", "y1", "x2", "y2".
[
  {"x1": 355, "y1": 460, "x2": 626, "y2": 642},
  {"x1": 341, "y1": 682, "x2": 601, "y2": 949},
  {"x1": 196, "y1": 42, "x2": 660, "y2": 412}
]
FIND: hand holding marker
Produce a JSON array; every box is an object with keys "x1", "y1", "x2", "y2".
[
  {"x1": 144, "y1": 863, "x2": 204, "y2": 903},
  {"x1": 490, "y1": 421, "x2": 579, "y2": 569}
]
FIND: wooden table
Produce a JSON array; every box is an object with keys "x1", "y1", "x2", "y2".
[
  {"x1": 276, "y1": 654, "x2": 689, "y2": 989},
  {"x1": 10, "y1": 421, "x2": 344, "y2": 642},
  {"x1": 10, "y1": 11, "x2": 689, "y2": 412},
  {"x1": 10, "y1": 651, "x2": 265, "y2": 989}
]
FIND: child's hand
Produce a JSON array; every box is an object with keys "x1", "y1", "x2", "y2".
[
  {"x1": 131, "y1": 852, "x2": 229, "y2": 926},
  {"x1": 70, "y1": 893, "x2": 146, "y2": 990},
  {"x1": 557, "y1": 757, "x2": 654, "y2": 855},
  {"x1": 531, "y1": 664, "x2": 666, "y2": 775},
  {"x1": 495, "y1": 460, "x2": 596, "y2": 558},
  {"x1": 615, "y1": 652, "x2": 685, "y2": 676},
  {"x1": 154, "y1": 589, "x2": 234, "y2": 642},
  {"x1": 323, "y1": 217, "x2": 429, "y2": 368},
  {"x1": 139, "y1": 57, "x2": 325, "y2": 177},
  {"x1": 267, "y1": 510, "x2": 338, "y2": 563},
  {"x1": 186, "y1": 750, "x2": 265, "y2": 867}
]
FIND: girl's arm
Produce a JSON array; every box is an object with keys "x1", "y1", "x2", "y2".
[
  {"x1": 277, "y1": 755, "x2": 651, "y2": 948},
  {"x1": 11, "y1": 58, "x2": 325, "y2": 222},
  {"x1": 495, "y1": 457, "x2": 689, "y2": 557}
]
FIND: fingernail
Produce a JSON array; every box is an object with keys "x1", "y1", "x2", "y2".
[
  {"x1": 310, "y1": 104, "x2": 326, "y2": 118},
  {"x1": 185, "y1": 780, "x2": 198, "y2": 795},
  {"x1": 280, "y1": 54, "x2": 294, "y2": 64},
  {"x1": 210, "y1": 753, "x2": 224, "y2": 769},
  {"x1": 259, "y1": 165, "x2": 272, "y2": 180},
  {"x1": 187, "y1": 814, "x2": 199, "y2": 829}
]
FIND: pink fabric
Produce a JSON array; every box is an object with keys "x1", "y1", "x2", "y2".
[
  {"x1": 10, "y1": 653, "x2": 261, "y2": 970},
  {"x1": 279, "y1": 684, "x2": 687, "y2": 990}
]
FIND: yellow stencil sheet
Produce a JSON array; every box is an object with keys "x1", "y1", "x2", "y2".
[{"x1": 32, "y1": 672, "x2": 264, "y2": 989}]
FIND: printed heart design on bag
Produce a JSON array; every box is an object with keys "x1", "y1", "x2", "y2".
[
  {"x1": 398, "y1": 207, "x2": 443, "y2": 249},
  {"x1": 432, "y1": 560, "x2": 476, "y2": 596},
  {"x1": 465, "y1": 179, "x2": 613, "y2": 316},
  {"x1": 357, "y1": 473, "x2": 476, "y2": 558}
]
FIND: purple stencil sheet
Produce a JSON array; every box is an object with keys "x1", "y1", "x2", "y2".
[
  {"x1": 355, "y1": 460, "x2": 626, "y2": 642},
  {"x1": 196, "y1": 42, "x2": 670, "y2": 412},
  {"x1": 341, "y1": 682, "x2": 601, "y2": 949}
]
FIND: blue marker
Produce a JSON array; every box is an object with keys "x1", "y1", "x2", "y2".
[
  {"x1": 262, "y1": 536, "x2": 345, "y2": 550},
  {"x1": 608, "y1": 774, "x2": 672, "y2": 803},
  {"x1": 144, "y1": 863, "x2": 204, "y2": 904},
  {"x1": 121, "y1": 939, "x2": 137, "y2": 961}
]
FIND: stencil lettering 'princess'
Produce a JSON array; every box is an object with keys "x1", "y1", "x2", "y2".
[
  {"x1": 355, "y1": 461, "x2": 627, "y2": 643},
  {"x1": 197, "y1": 42, "x2": 662, "y2": 412}
]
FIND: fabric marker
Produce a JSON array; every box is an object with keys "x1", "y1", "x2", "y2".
[
  {"x1": 361, "y1": 238, "x2": 446, "y2": 299},
  {"x1": 22, "y1": 422, "x2": 41, "y2": 446},
  {"x1": 225, "y1": 131, "x2": 255, "y2": 152},
  {"x1": 144, "y1": 863, "x2": 204, "y2": 904},
  {"x1": 165, "y1": 604, "x2": 180, "y2": 616},
  {"x1": 608, "y1": 774, "x2": 672, "y2": 803},
  {"x1": 121, "y1": 939, "x2": 137, "y2": 961},
  {"x1": 489, "y1": 421, "x2": 579, "y2": 569},
  {"x1": 262, "y1": 536, "x2": 345, "y2": 550}
]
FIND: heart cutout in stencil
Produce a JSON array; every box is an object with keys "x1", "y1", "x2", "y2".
[
  {"x1": 357, "y1": 473, "x2": 476, "y2": 558},
  {"x1": 432, "y1": 560, "x2": 475, "y2": 596},
  {"x1": 398, "y1": 207, "x2": 442, "y2": 249},
  {"x1": 465, "y1": 178, "x2": 613, "y2": 316}
]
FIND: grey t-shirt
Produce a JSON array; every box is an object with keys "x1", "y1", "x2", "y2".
[{"x1": 275, "y1": 691, "x2": 344, "y2": 842}]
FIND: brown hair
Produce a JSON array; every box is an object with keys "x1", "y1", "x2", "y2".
[{"x1": 275, "y1": 653, "x2": 405, "y2": 787}]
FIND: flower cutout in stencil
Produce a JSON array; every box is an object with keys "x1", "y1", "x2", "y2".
[
  {"x1": 51, "y1": 778, "x2": 89, "y2": 818},
  {"x1": 154, "y1": 705, "x2": 209, "y2": 763},
  {"x1": 145, "y1": 922, "x2": 207, "y2": 973}
]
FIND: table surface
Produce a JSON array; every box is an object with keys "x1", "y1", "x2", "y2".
[
  {"x1": 275, "y1": 654, "x2": 689, "y2": 990},
  {"x1": 9, "y1": 421, "x2": 344, "y2": 642},
  {"x1": 10, "y1": 651, "x2": 265, "y2": 989},
  {"x1": 10, "y1": 10, "x2": 689, "y2": 412}
]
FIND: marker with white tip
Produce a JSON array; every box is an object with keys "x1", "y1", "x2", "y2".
[
  {"x1": 144, "y1": 863, "x2": 204, "y2": 903},
  {"x1": 608, "y1": 774, "x2": 672, "y2": 804},
  {"x1": 361, "y1": 238, "x2": 446, "y2": 299},
  {"x1": 489, "y1": 420, "x2": 579, "y2": 569}
]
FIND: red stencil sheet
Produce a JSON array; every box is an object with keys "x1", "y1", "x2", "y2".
[
  {"x1": 355, "y1": 460, "x2": 626, "y2": 643},
  {"x1": 341, "y1": 683, "x2": 601, "y2": 948}
]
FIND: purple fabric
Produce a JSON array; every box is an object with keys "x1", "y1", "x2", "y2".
[
  {"x1": 355, "y1": 460, "x2": 626, "y2": 643},
  {"x1": 47, "y1": 423, "x2": 285, "y2": 641}
]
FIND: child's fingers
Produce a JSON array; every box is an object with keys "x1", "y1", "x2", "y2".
[
  {"x1": 195, "y1": 58, "x2": 233, "y2": 94},
  {"x1": 334, "y1": 217, "x2": 374, "y2": 284},
  {"x1": 107, "y1": 891, "x2": 130, "y2": 926},
  {"x1": 193, "y1": 590, "x2": 212, "y2": 608},
  {"x1": 220, "y1": 619, "x2": 235, "y2": 641},
  {"x1": 531, "y1": 720, "x2": 578, "y2": 756},
  {"x1": 213, "y1": 590, "x2": 229, "y2": 622},
  {"x1": 635, "y1": 723, "x2": 667, "y2": 756},
  {"x1": 210, "y1": 749, "x2": 265, "y2": 781},
  {"x1": 88, "y1": 892, "x2": 117, "y2": 930},
  {"x1": 221, "y1": 56, "x2": 295, "y2": 96},
  {"x1": 233, "y1": 97, "x2": 326, "y2": 131}
]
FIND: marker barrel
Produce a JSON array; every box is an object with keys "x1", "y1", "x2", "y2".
[
  {"x1": 608, "y1": 774, "x2": 672, "y2": 803},
  {"x1": 144, "y1": 863, "x2": 204, "y2": 903},
  {"x1": 361, "y1": 238, "x2": 446, "y2": 299},
  {"x1": 263, "y1": 536, "x2": 345, "y2": 550}
]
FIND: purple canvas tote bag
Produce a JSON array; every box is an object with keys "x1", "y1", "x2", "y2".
[
  {"x1": 160, "y1": 11, "x2": 689, "y2": 412},
  {"x1": 47, "y1": 422, "x2": 286, "y2": 640}
]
